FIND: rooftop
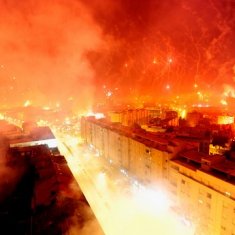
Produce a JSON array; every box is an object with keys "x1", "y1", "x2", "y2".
[
  {"x1": 174, "y1": 150, "x2": 235, "y2": 184},
  {"x1": 86, "y1": 116, "x2": 171, "y2": 152}
]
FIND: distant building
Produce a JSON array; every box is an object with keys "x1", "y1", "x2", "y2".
[
  {"x1": 108, "y1": 109, "x2": 150, "y2": 126},
  {"x1": 186, "y1": 111, "x2": 203, "y2": 127},
  {"x1": 146, "y1": 108, "x2": 161, "y2": 119},
  {"x1": 164, "y1": 110, "x2": 178, "y2": 120},
  {"x1": 209, "y1": 144, "x2": 230, "y2": 155},
  {"x1": 22, "y1": 121, "x2": 38, "y2": 133},
  {"x1": 217, "y1": 115, "x2": 234, "y2": 125}
]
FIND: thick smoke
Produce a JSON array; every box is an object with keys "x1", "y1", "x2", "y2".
[
  {"x1": 58, "y1": 174, "x2": 104, "y2": 234},
  {"x1": 0, "y1": 0, "x2": 103, "y2": 110}
]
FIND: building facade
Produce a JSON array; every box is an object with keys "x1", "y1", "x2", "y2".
[{"x1": 81, "y1": 116, "x2": 235, "y2": 235}]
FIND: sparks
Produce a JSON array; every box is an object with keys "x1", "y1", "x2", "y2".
[
  {"x1": 220, "y1": 99, "x2": 228, "y2": 106},
  {"x1": 24, "y1": 100, "x2": 31, "y2": 107},
  {"x1": 106, "y1": 91, "x2": 113, "y2": 97},
  {"x1": 166, "y1": 84, "x2": 170, "y2": 90}
]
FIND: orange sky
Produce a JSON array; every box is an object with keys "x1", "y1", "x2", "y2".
[{"x1": 0, "y1": 0, "x2": 235, "y2": 110}]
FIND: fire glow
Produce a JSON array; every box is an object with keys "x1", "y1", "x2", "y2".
[{"x1": 0, "y1": 1, "x2": 234, "y2": 109}]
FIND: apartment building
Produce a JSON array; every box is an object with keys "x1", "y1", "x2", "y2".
[{"x1": 81, "y1": 116, "x2": 235, "y2": 235}]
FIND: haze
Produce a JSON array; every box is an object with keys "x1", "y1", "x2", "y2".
[{"x1": 0, "y1": 0, "x2": 235, "y2": 110}]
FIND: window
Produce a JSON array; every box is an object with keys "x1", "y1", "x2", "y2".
[
  {"x1": 221, "y1": 226, "x2": 226, "y2": 231},
  {"x1": 145, "y1": 149, "x2": 150, "y2": 154},
  {"x1": 206, "y1": 203, "x2": 211, "y2": 209},
  {"x1": 198, "y1": 199, "x2": 203, "y2": 204},
  {"x1": 181, "y1": 179, "x2": 185, "y2": 184},
  {"x1": 223, "y1": 202, "x2": 229, "y2": 208},
  {"x1": 170, "y1": 180, "x2": 177, "y2": 187},
  {"x1": 207, "y1": 193, "x2": 212, "y2": 199}
]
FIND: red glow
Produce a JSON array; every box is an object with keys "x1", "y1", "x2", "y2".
[{"x1": 0, "y1": 0, "x2": 234, "y2": 110}]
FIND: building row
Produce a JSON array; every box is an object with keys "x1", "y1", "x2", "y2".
[{"x1": 81, "y1": 116, "x2": 235, "y2": 235}]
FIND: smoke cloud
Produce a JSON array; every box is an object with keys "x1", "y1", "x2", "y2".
[
  {"x1": 0, "y1": 0, "x2": 235, "y2": 108},
  {"x1": 0, "y1": 0, "x2": 103, "y2": 110}
]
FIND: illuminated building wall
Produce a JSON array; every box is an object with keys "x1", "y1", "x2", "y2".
[
  {"x1": 108, "y1": 109, "x2": 150, "y2": 126},
  {"x1": 217, "y1": 116, "x2": 234, "y2": 125},
  {"x1": 81, "y1": 117, "x2": 235, "y2": 235},
  {"x1": 108, "y1": 111, "x2": 122, "y2": 123},
  {"x1": 169, "y1": 161, "x2": 235, "y2": 235}
]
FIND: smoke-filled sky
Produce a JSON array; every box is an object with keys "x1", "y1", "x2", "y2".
[{"x1": 0, "y1": 0, "x2": 235, "y2": 110}]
